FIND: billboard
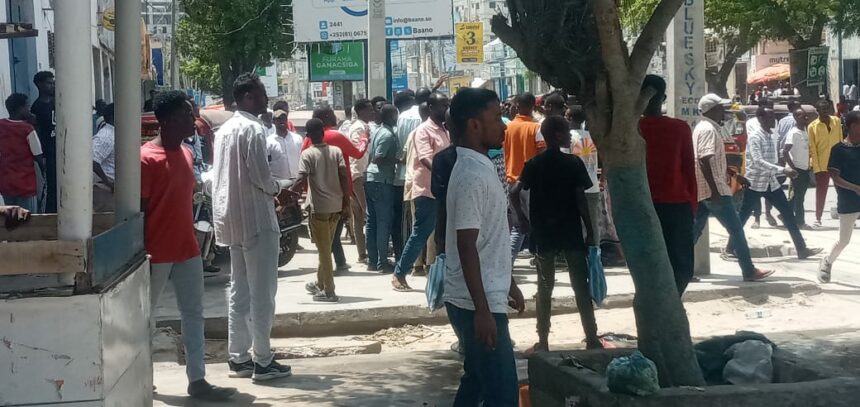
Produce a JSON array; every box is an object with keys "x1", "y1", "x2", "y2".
[
  {"x1": 309, "y1": 42, "x2": 366, "y2": 82},
  {"x1": 293, "y1": 0, "x2": 455, "y2": 43},
  {"x1": 255, "y1": 64, "x2": 279, "y2": 97},
  {"x1": 455, "y1": 22, "x2": 483, "y2": 64}
]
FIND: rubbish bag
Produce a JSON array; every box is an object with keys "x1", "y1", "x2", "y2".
[
  {"x1": 723, "y1": 340, "x2": 774, "y2": 385},
  {"x1": 588, "y1": 246, "x2": 607, "y2": 306},
  {"x1": 426, "y1": 254, "x2": 446, "y2": 312},
  {"x1": 695, "y1": 331, "x2": 775, "y2": 384},
  {"x1": 606, "y1": 351, "x2": 660, "y2": 396}
]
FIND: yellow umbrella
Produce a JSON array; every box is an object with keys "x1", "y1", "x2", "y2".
[{"x1": 747, "y1": 64, "x2": 790, "y2": 85}]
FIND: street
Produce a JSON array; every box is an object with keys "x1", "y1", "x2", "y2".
[{"x1": 150, "y1": 190, "x2": 860, "y2": 406}]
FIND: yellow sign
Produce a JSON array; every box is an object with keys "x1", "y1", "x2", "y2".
[
  {"x1": 448, "y1": 76, "x2": 473, "y2": 94},
  {"x1": 456, "y1": 22, "x2": 483, "y2": 64},
  {"x1": 101, "y1": 7, "x2": 115, "y2": 31}
]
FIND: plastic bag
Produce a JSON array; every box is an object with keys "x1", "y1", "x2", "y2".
[
  {"x1": 588, "y1": 246, "x2": 607, "y2": 306},
  {"x1": 723, "y1": 340, "x2": 774, "y2": 385},
  {"x1": 426, "y1": 254, "x2": 446, "y2": 312},
  {"x1": 606, "y1": 351, "x2": 660, "y2": 396}
]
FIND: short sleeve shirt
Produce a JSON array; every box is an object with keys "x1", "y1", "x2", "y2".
[
  {"x1": 141, "y1": 142, "x2": 200, "y2": 264},
  {"x1": 828, "y1": 142, "x2": 860, "y2": 214},
  {"x1": 411, "y1": 119, "x2": 450, "y2": 199},
  {"x1": 786, "y1": 128, "x2": 810, "y2": 171},
  {"x1": 299, "y1": 144, "x2": 346, "y2": 214},
  {"x1": 569, "y1": 130, "x2": 599, "y2": 193},
  {"x1": 520, "y1": 149, "x2": 593, "y2": 252},
  {"x1": 693, "y1": 118, "x2": 733, "y2": 201},
  {"x1": 366, "y1": 125, "x2": 398, "y2": 184},
  {"x1": 444, "y1": 147, "x2": 512, "y2": 314}
]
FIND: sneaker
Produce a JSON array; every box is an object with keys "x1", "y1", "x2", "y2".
[
  {"x1": 335, "y1": 264, "x2": 351, "y2": 273},
  {"x1": 743, "y1": 269, "x2": 776, "y2": 282},
  {"x1": 227, "y1": 359, "x2": 255, "y2": 378},
  {"x1": 813, "y1": 220, "x2": 823, "y2": 229},
  {"x1": 378, "y1": 263, "x2": 395, "y2": 274},
  {"x1": 188, "y1": 379, "x2": 236, "y2": 401},
  {"x1": 751, "y1": 221, "x2": 761, "y2": 229},
  {"x1": 313, "y1": 292, "x2": 339, "y2": 302},
  {"x1": 798, "y1": 247, "x2": 824, "y2": 260},
  {"x1": 252, "y1": 360, "x2": 292, "y2": 382},
  {"x1": 305, "y1": 282, "x2": 322, "y2": 295},
  {"x1": 818, "y1": 258, "x2": 832, "y2": 283}
]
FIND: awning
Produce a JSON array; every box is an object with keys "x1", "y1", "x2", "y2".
[{"x1": 747, "y1": 64, "x2": 790, "y2": 85}]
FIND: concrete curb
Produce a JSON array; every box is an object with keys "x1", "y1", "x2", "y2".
[{"x1": 156, "y1": 281, "x2": 822, "y2": 339}]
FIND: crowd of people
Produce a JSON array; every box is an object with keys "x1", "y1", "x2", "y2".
[{"x1": 2, "y1": 68, "x2": 859, "y2": 405}]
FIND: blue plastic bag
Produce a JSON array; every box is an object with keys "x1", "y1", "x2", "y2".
[
  {"x1": 606, "y1": 351, "x2": 660, "y2": 396},
  {"x1": 426, "y1": 254, "x2": 446, "y2": 312},
  {"x1": 588, "y1": 246, "x2": 607, "y2": 306}
]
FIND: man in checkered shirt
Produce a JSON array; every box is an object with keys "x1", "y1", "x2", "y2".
[{"x1": 731, "y1": 106, "x2": 821, "y2": 260}]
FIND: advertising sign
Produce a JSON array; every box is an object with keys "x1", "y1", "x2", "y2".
[
  {"x1": 255, "y1": 64, "x2": 279, "y2": 97},
  {"x1": 456, "y1": 22, "x2": 483, "y2": 64},
  {"x1": 309, "y1": 42, "x2": 366, "y2": 82},
  {"x1": 755, "y1": 53, "x2": 790, "y2": 71},
  {"x1": 293, "y1": 0, "x2": 455, "y2": 42},
  {"x1": 447, "y1": 75, "x2": 472, "y2": 94},
  {"x1": 806, "y1": 47, "x2": 828, "y2": 87},
  {"x1": 389, "y1": 40, "x2": 409, "y2": 96}
]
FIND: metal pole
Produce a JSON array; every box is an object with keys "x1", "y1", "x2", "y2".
[
  {"x1": 114, "y1": 0, "x2": 142, "y2": 222},
  {"x1": 838, "y1": 29, "x2": 844, "y2": 95},
  {"x1": 55, "y1": 0, "x2": 93, "y2": 240},
  {"x1": 170, "y1": 0, "x2": 179, "y2": 89},
  {"x1": 367, "y1": 0, "x2": 386, "y2": 98}
]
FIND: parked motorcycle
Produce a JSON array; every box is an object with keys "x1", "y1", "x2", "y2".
[
  {"x1": 275, "y1": 189, "x2": 305, "y2": 267},
  {"x1": 194, "y1": 167, "x2": 222, "y2": 271}
]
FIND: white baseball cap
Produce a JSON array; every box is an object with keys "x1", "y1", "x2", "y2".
[{"x1": 698, "y1": 94, "x2": 732, "y2": 115}]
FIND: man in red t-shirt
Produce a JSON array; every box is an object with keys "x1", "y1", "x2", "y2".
[
  {"x1": 639, "y1": 75, "x2": 699, "y2": 295},
  {"x1": 142, "y1": 91, "x2": 235, "y2": 401},
  {"x1": 302, "y1": 106, "x2": 368, "y2": 272},
  {"x1": 0, "y1": 93, "x2": 45, "y2": 212}
]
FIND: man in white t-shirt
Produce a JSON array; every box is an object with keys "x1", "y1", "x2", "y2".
[
  {"x1": 566, "y1": 106, "x2": 601, "y2": 240},
  {"x1": 783, "y1": 107, "x2": 812, "y2": 228},
  {"x1": 266, "y1": 110, "x2": 303, "y2": 182},
  {"x1": 444, "y1": 88, "x2": 524, "y2": 406}
]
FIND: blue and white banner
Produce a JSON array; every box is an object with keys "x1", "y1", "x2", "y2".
[{"x1": 294, "y1": 0, "x2": 454, "y2": 43}]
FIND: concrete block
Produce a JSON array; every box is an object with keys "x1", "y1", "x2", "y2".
[{"x1": 529, "y1": 348, "x2": 860, "y2": 407}]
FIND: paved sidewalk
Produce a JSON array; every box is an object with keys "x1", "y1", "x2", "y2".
[{"x1": 154, "y1": 191, "x2": 858, "y2": 337}]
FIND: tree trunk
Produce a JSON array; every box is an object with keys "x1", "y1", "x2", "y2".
[
  {"x1": 706, "y1": 69, "x2": 730, "y2": 98},
  {"x1": 219, "y1": 52, "x2": 236, "y2": 108},
  {"x1": 599, "y1": 106, "x2": 705, "y2": 388}
]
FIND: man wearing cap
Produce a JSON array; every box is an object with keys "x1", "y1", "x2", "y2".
[
  {"x1": 267, "y1": 109, "x2": 304, "y2": 183},
  {"x1": 692, "y1": 94, "x2": 775, "y2": 282}
]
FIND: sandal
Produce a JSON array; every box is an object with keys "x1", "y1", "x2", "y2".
[{"x1": 391, "y1": 279, "x2": 410, "y2": 292}]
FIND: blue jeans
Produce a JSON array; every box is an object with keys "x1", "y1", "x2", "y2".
[
  {"x1": 395, "y1": 196, "x2": 436, "y2": 278},
  {"x1": 365, "y1": 181, "x2": 396, "y2": 269},
  {"x1": 445, "y1": 303, "x2": 518, "y2": 407},
  {"x1": 151, "y1": 256, "x2": 206, "y2": 382},
  {"x1": 3, "y1": 195, "x2": 37, "y2": 212},
  {"x1": 693, "y1": 195, "x2": 756, "y2": 277}
]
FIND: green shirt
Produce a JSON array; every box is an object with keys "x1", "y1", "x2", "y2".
[{"x1": 366, "y1": 125, "x2": 398, "y2": 184}]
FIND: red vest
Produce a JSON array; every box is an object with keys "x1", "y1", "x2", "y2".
[{"x1": 0, "y1": 119, "x2": 38, "y2": 197}]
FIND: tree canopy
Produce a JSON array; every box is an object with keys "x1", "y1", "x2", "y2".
[
  {"x1": 622, "y1": 0, "x2": 860, "y2": 96},
  {"x1": 177, "y1": 0, "x2": 294, "y2": 104}
]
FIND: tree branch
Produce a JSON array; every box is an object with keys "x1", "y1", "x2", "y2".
[
  {"x1": 629, "y1": 0, "x2": 684, "y2": 80},
  {"x1": 589, "y1": 0, "x2": 630, "y2": 96}
]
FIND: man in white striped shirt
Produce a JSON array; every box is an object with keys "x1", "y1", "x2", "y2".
[{"x1": 212, "y1": 73, "x2": 293, "y2": 382}]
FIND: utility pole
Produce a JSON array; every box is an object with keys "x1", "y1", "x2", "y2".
[
  {"x1": 368, "y1": 0, "x2": 386, "y2": 98},
  {"x1": 170, "y1": 0, "x2": 179, "y2": 89}
]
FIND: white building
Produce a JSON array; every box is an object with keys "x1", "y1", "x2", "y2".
[{"x1": 0, "y1": 0, "x2": 116, "y2": 117}]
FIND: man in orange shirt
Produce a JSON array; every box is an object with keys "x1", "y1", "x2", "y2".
[{"x1": 504, "y1": 93, "x2": 545, "y2": 261}]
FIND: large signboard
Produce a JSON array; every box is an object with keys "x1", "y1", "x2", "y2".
[
  {"x1": 294, "y1": 0, "x2": 455, "y2": 42},
  {"x1": 806, "y1": 47, "x2": 829, "y2": 87},
  {"x1": 309, "y1": 42, "x2": 366, "y2": 82},
  {"x1": 755, "y1": 53, "x2": 790, "y2": 71},
  {"x1": 456, "y1": 22, "x2": 483, "y2": 64},
  {"x1": 255, "y1": 64, "x2": 279, "y2": 97}
]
